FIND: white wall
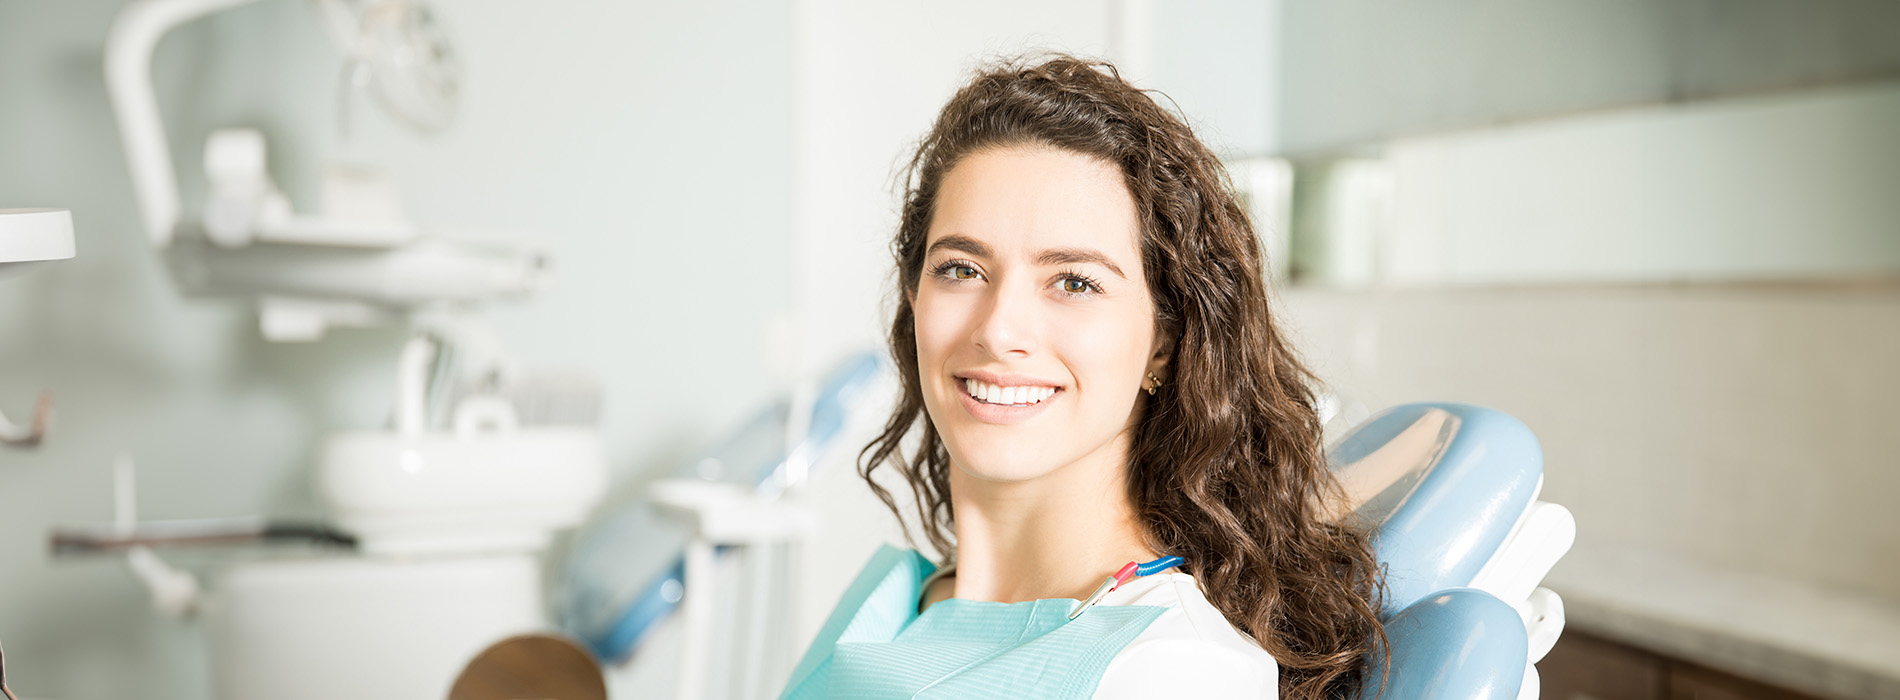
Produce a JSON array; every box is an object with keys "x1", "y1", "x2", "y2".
[
  {"x1": 1152, "y1": 0, "x2": 1280, "y2": 157},
  {"x1": 0, "y1": 1, "x2": 790, "y2": 698}
]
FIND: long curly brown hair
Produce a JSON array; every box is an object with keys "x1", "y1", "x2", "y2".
[{"x1": 857, "y1": 55, "x2": 1385, "y2": 699}]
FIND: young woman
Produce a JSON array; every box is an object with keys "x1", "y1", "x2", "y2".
[{"x1": 782, "y1": 55, "x2": 1384, "y2": 700}]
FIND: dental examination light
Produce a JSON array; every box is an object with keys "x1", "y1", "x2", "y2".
[
  {"x1": 0, "y1": 208, "x2": 75, "y2": 448},
  {"x1": 107, "y1": 0, "x2": 543, "y2": 342},
  {"x1": 324, "y1": 0, "x2": 461, "y2": 135}
]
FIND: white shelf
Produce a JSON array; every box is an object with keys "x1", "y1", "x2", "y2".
[{"x1": 0, "y1": 208, "x2": 76, "y2": 273}]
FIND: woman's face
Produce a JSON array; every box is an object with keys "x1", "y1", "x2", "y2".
[{"x1": 912, "y1": 145, "x2": 1167, "y2": 483}]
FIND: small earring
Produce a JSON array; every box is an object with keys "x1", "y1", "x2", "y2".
[{"x1": 1145, "y1": 372, "x2": 1160, "y2": 395}]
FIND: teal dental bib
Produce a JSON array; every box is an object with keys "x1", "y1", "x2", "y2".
[{"x1": 780, "y1": 546, "x2": 1165, "y2": 700}]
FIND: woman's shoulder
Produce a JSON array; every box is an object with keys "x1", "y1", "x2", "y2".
[{"x1": 1093, "y1": 572, "x2": 1278, "y2": 699}]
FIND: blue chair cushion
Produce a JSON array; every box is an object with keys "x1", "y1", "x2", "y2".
[{"x1": 1329, "y1": 403, "x2": 1544, "y2": 614}]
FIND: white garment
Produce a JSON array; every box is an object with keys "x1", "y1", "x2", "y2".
[{"x1": 1088, "y1": 572, "x2": 1279, "y2": 700}]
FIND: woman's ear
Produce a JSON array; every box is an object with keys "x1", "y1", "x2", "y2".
[{"x1": 1146, "y1": 329, "x2": 1177, "y2": 381}]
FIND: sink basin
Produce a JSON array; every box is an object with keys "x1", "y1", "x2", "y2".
[{"x1": 317, "y1": 426, "x2": 607, "y2": 555}]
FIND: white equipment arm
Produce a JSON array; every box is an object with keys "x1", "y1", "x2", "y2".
[{"x1": 106, "y1": 0, "x2": 265, "y2": 248}]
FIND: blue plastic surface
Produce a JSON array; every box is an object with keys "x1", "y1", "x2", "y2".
[
  {"x1": 1357, "y1": 588, "x2": 1529, "y2": 700},
  {"x1": 593, "y1": 559, "x2": 685, "y2": 661},
  {"x1": 1330, "y1": 403, "x2": 1544, "y2": 614}
]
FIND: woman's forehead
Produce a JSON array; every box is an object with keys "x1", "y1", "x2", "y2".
[{"x1": 927, "y1": 146, "x2": 1141, "y2": 263}]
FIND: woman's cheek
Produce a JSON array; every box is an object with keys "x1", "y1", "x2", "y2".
[
  {"x1": 912, "y1": 289, "x2": 979, "y2": 405},
  {"x1": 912, "y1": 291, "x2": 960, "y2": 362},
  {"x1": 1047, "y1": 307, "x2": 1149, "y2": 377}
]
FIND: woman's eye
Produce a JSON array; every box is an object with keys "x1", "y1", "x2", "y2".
[
  {"x1": 1059, "y1": 277, "x2": 1095, "y2": 294},
  {"x1": 930, "y1": 261, "x2": 983, "y2": 281}
]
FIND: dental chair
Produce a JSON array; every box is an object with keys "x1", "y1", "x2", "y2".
[
  {"x1": 556, "y1": 353, "x2": 890, "y2": 690},
  {"x1": 1331, "y1": 403, "x2": 1575, "y2": 700}
]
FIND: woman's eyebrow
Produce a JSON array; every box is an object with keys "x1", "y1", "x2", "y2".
[
  {"x1": 1035, "y1": 248, "x2": 1126, "y2": 279},
  {"x1": 926, "y1": 234, "x2": 993, "y2": 259}
]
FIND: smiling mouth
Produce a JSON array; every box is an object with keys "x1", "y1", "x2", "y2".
[{"x1": 963, "y1": 378, "x2": 1058, "y2": 406}]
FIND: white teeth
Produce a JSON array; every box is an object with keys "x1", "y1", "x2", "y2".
[{"x1": 963, "y1": 378, "x2": 1057, "y2": 405}]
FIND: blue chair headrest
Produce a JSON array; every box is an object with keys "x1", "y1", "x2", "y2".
[{"x1": 1328, "y1": 403, "x2": 1544, "y2": 614}]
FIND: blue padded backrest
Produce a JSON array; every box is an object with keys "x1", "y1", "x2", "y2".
[
  {"x1": 1357, "y1": 588, "x2": 1528, "y2": 700},
  {"x1": 1329, "y1": 403, "x2": 1544, "y2": 614}
]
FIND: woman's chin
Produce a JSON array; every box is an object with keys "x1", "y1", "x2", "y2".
[
  {"x1": 953, "y1": 460, "x2": 1060, "y2": 484},
  {"x1": 943, "y1": 439, "x2": 1069, "y2": 483}
]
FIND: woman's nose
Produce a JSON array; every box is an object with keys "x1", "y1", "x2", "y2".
[{"x1": 970, "y1": 283, "x2": 1039, "y2": 359}]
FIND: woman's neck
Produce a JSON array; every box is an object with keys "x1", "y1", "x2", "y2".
[{"x1": 942, "y1": 432, "x2": 1158, "y2": 604}]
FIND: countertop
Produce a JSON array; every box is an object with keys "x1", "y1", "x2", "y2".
[{"x1": 1546, "y1": 544, "x2": 1900, "y2": 700}]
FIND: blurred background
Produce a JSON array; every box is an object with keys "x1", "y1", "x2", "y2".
[{"x1": 2, "y1": 1, "x2": 1897, "y2": 699}]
